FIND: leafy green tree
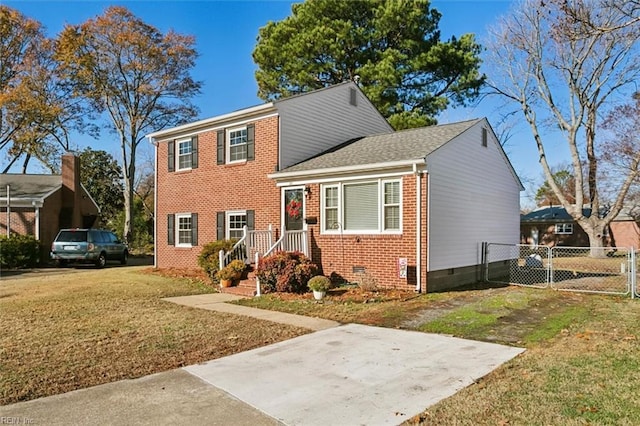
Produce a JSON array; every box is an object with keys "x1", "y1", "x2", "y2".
[
  {"x1": 55, "y1": 6, "x2": 201, "y2": 244},
  {"x1": 252, "y1": 0, "x2": 484, "y2": 130},
  {"x1": 78, "y1": 148, "x2": 124, "y2": 227}
]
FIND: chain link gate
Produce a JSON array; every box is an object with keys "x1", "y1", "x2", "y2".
[
  {"x1": 484, "y1": 243, "x2": 637, "y2": 297},
  {"x1": 484, "y1": 243, "x2": 550, "y2": 288},
  {"x1": 549, "y1": 247, "x2": 631, "y2": 296}
]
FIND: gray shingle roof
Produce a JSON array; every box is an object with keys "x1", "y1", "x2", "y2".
[
  {"x1": 0, "y1": 174, "x2": 61, "y2": 200},
  {"x1": 277, "y1": 118, "x2": 483, "y2": 174}
]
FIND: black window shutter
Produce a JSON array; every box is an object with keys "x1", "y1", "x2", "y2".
[
  {"x1": 217, "y1": 130, "x2": 225, "y2": 165},
  {"x1": 191, "y1": 213, "x2": 198, "y2": 246},
  {"x1": 246, "y1": 124, "x2": 255, "y2": 161},
  {"x1": 167, "y1": 214, "x2": 174, "y2": 245},
  {"x1": 216, "y1": 211, "x2": 225, "y2": 240},
  {"x1": 191, "y1": 136, "x2": 198, "y2": 169},
  {"x1": 168, "y1": 141, "x2": 175, "y2": 172},
  {"x1": 247, "y1": 210, "x2": 255, "y2": 231},
  {"x1": 350, "y1": 87, "x2": 357, "y2": 106}
]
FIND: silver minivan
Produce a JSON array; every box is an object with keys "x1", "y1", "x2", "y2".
[{"x1": 50, "y1": 229, "x2": 128, "y2": 268}]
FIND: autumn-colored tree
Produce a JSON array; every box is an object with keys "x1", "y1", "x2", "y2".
[
  {"x1": 0, "y1": 6, "x2": 91, "y2": 172},
  {"x1": 253, "y1": 0, "x2": 484, "y2": 130},
  {"x1": 56, "y1": 6, "x2": 201, "y2": 243},
  {"x1": 535, "y1": 170, "x2": 580, "y2": 207},
  {"x1": 487, "y1": 0, "x2": 640, "y2": 254}
]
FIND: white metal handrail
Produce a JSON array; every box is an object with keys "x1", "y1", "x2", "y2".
[{"x1": 219, "y1": 225, "x2": 275, "y2": 269}]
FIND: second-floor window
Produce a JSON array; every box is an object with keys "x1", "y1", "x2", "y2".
[
  {"x1": 217, "y1": 123, "x2": 255, "y2": 165},
  {"x1": 167, "y1": 136, "x2": 198, "y2": 172},
  {"x1": 228, "y1": 127, "x2": 248, "y2": 162},
  {"x1": 177, "y1": 139, "x2": 193, "y2": 170}
]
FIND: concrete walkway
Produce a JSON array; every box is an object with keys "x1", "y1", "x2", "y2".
[
  {"x1": 0, "y1": 293, "x2": 525, "y2": 425},
  {"x1": 162, "y1": 293, "x2": 340, "y2": 331}
]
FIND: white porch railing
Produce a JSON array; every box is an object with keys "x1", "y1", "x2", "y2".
[
  {"x1": 262, "y1": 228, "x2": 308, "y2": 258},
  {"x1": 219, "y1": 225, "x2": 274, "y2": 269}
]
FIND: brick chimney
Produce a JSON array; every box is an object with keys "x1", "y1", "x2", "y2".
[{"x1": 61, "y1": 152, "x2": 83, "y2": 228}]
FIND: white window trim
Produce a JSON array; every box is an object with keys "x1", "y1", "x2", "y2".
[
  {"x1": 226, "y1": 125, "x2": 248, "y2": 164},
  {"x1": 175, "y1": 213, "x2": 192, "y2": 247},
  {"x1": 226, "y1": 210, "x2": 247, "y2": 240},
  {"x1": 554, "y1": 223, "x2": 573, "y2": 235},
  {"x1": 320, "y1": 178, "x2": 402, "y2": 235},
  {"x1": 176, "y1": 137, "x2": 192, "y2": 171},
  {"x1": 383, "y1": 180, "x2": 401, "y2": 231}
]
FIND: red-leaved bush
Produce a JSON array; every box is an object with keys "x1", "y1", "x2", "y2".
[{"x1": 256, "y1": 251, "x2": 318, "y2": 293}]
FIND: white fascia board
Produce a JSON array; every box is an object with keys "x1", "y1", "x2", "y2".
[
  {"x1": 268, "y1": 158, "x2": 426, "y2": 182},
  {"x1": 146, "y1": 103, "x2": 276, "y2": 141},
  {"x1": 80, "y1": 183, "x2": 101, "y2": 213}
]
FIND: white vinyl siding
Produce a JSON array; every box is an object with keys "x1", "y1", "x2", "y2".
[
  {"x1": 276, "y1": 83, "x2": 392, "y2": 170},
  {"x1": 227, "y1": 127, "x2": 247, "y2": 162},
  {"x1": 177, "y1": 138, "x2": 192, "y2": 170},
  {"x1": 425, "y1": 120, "x2": 522, "y2": 271},
  {"x1": 321, "y1": 178, "x2": 401, "y2": 234},
  {"x1": 176, "y1": 213, "x2": 192, "y2": 247}
]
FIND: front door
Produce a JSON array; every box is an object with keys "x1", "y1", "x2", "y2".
[{"x1": 283, "y1": 187, "x2": 304, "y2": 231}]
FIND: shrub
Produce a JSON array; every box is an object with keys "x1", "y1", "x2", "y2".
[
  {"x1": 357, "y1": 272, "x2": 378, "y2": 291},
  {"x1": 0, "y1": 234, "x2": 41, "y2": 269},
  {"x1": 256, "y1": 251, "x2": 317, "y2": 294},
  {"x1": 307, "y1": 275, "x2": 332, "y2": 292},
  {"x1": 197, "y1": 239, "x2": 237, "y2": 280}
]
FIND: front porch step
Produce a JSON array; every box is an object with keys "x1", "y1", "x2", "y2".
[{"x1": 219, "y1": 272, "x2": 257, "y2": 297}]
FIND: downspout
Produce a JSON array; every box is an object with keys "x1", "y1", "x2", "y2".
[
  {"x1": 151, "y1": 137, "x2": 159, "y2": 269},
  {"x1": 33, "y1": 201, "x2": 40, "y2": 241},
  {"x1": 414, "y1": 163, "x2": 424, "y2": 293}
]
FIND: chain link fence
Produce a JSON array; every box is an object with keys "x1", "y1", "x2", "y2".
[{"x1": 484, "y1": 243, "x2": 636, "y2": 297}]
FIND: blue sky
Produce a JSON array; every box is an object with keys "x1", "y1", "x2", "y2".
[{"x1": 5, "y1": 0, "x2": 553, "y2": 207}]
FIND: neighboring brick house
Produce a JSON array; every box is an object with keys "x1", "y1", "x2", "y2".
[
  {"x1": 0, "y1": 153, "x2": 100, "y2": 261},
  {"x1": 149, "y1": 82, "x2": 523, "y2": 292},
  {"x1": 521, "y1": 204, "x2": 640, "y2": 249}
]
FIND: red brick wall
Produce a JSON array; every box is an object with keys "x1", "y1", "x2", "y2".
[
  {"x1": 0, "y1": 208, "x2": 36, "y2": 236},
  {"x1": 305, "y1": 173, "x2": 429, "y2": 291},
  {"x1": 609, "y1": 221, "x2": 640, "y2": 249},
  {"x1": 156, "y1": 116, "x2": 282, "y2": 269}
]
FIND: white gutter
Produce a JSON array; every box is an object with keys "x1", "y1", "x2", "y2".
[
  {"x1": 426, "y1": 169, "x2": 431, "y2": 277},
  {"x1": 268, "y1": 158, "x2": 425, "y2": 181},
  {"x1": 146, "y1": 103, "x2": 275, "y2": 140}
]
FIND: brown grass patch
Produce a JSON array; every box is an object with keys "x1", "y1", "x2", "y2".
[{"x1": 0, "y1": 267, "x2": 308, "y2": 405}]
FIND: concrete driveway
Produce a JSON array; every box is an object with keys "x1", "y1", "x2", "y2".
[
  {"x1": 0, "y1": 302, "x2": 524, "y2": 425},
  {"x1": 186, "y1": 324, "x2": 524, "y2": 425}
]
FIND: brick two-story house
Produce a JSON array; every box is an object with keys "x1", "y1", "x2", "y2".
[{"x1": 149, "y1": 82, "x2": 523, "y2": 292}]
